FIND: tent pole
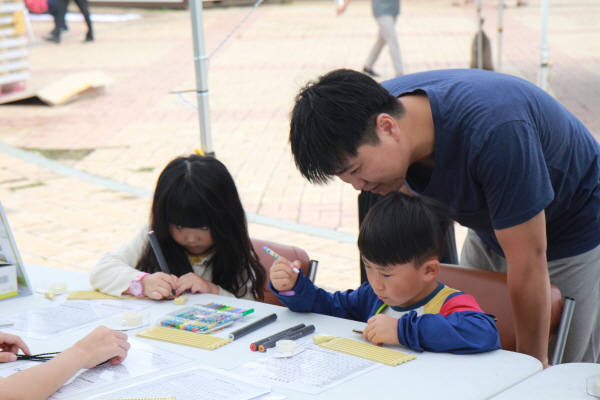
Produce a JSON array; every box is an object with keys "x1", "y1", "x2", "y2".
[
  {"x1": 189, "y1": 0, "x2": 214, "y2": 156},
  {"x1": 539, "y1": 0, "x2": 550, "y2": 91}
]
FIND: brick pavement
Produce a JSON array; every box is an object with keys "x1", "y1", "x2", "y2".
[{"x1": 0, "y1": 0, "x2": 598, "y2": 292}]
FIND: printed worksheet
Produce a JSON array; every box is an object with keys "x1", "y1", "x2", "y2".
[
  {"x1": 91, "y1": 366, "x2": 271, "y2": 400},
  {"x1": 232, "y1": 343, "x2": 383, "y2": 394},
  {"x1": 0, "y1": 340, "x2": 192, "y2": 399},
  {"x1": 0, "y1": 299, "x2": 149, "y2": 339}
]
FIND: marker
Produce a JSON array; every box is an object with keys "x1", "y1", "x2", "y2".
[
  {"x1": 258, "y1": 324, "x2": 316, "y2": 352},
  {"x1": 228, "y1": 313, "x2": 278, "y2": 340},
  {"x1": 249, "y1": 323, "x2": 306, "y2": 351},
  {"x1": 148, "y1": 230, "x2": 177, "y2": 296},
  {"x1": 263, "y1": 246, "x2": 299, "y2": 273}
]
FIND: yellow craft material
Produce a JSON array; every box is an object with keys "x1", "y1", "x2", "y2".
[
  {"x1": 312, "y1": 335, "x2": 335, "y2": 345},
  {"x1": 136, "y1": 326, "x2": 232, "y2": 350},
  {"x1": 318, "y1": 337, "x2": 417, "y2": 367},
  {"x1": 67, "y1": 291, "x2": 143, "y2": 300},
  {"x1": 48, "y1": 282, "x2": 68, "y2": 294},
  {"x1": 44, "y1": 290, "x2": 55, "y2": 300},
  {"x1": 122, "y1": 312, "x2": 144, "y2": 326},
  {"x1": 173, "y1": 295, "x2": 188, "y2": 305}
]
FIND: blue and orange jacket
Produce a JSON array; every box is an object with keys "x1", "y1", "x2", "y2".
[{"x1": 271, "y1": 275, "x2": 500, "y2": 354}]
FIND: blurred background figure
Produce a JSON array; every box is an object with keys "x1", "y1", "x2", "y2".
[
  {"x1": 44, "y1": 0, "x2": 93, "y2": 43},
  {"x1": 337, "y1": 0, "x2": 404, "y2": 77}
]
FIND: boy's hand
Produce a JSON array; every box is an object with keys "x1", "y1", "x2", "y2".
[
  {"x1": 0, "y1": 332, "x2": 31, "y2": 362},
  {"x1": 141, "y1": 272, "x2": 178, "y2": 300},
  {"x1": 363, "y1": 315, "x2": 400, "y2": 345},
  {"x1": 270, "y1": 256, "x2": 301, "y2": 292},
  {"x1": 175, "y1": 272, "x2": 220, "y2": 296}
]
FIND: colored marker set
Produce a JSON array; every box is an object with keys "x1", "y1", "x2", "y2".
[{"x1": 158, "y1": 303, "x2": 254, "y2": 334}]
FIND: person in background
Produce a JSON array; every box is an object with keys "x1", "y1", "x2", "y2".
[
  {"x1": 337, "y1": 0, "x2": 403, "y2": 77},
  {"x1": 44, "y1": 0, "x2": 93, "y2": 43}
]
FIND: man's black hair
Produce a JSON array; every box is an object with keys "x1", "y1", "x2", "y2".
[
  {"x1": 290, "y1": 69, "x2": 404, "y2": 184},
  {"x1": 358, "y1": 192, "x2": 453, "y2": 268}
]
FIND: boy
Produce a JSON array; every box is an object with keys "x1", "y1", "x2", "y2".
[{"x1": 270, "y1": 192, "x2": 500, "y2": 353}]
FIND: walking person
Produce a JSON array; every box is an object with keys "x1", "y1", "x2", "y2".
[
  {"x1": 45, "y1": 0, "x2": 93, "y2": 43},
  {"x1": 337, "y1": 0, "x2": 404, "y2": 77}
]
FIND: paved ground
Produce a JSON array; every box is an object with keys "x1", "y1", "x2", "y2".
[{"x1": 0, "y1": 0, "x2": 598, "y2": 292}]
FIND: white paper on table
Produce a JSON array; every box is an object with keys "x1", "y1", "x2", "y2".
[
  {"x1": 0, "y1": 299, "x2": 150, "y2": 339},
  {"x1": 232, "y1": 343, "x2": 383, "y2": 395},
  {"x1": 89, "y1": 365, "x2": 271, "y2": 400},
  {"x1": 0, "y1": 340, "x2": 192, "y2": 399}
]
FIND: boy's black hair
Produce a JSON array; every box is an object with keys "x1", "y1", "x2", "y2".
[
  {"x1": 358, "y1": 192, "x2": 453, "y2": 268},
  {"x1": 136, "y1": 154, "x2": 265, "y2": 301},
  {"x1": 290, "y1": 69, "x2": 404, "y2": 184}
]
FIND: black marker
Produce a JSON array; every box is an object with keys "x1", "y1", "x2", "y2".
[
  {"x1": 228, "y1": 313, "x2": 277, "y2": 340},
  {"x1": 249, "y1": 324, "x2": 306, "y2": 351},
  {"x1": 148, "y1": 230, "x2": 177, "y2": 296},
  {"x1": 258, "y1": 324, "x2": 315, "y2": 352}
]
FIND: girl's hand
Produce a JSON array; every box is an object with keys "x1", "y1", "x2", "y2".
[
  {"x1": 0, "y1": 332, "x2": 31, "y2": 362},
  {"x1": 141, "y1": 272, "x2": 178, "y2": 300},
  {"x1": 270, "y1": 256, "x2": 301, "y2": 292},
  {"x1": 175, "y1": 272, "x2": 220, "y2": 296},
  {"x1": 69, "y1": 326, "x2": 130, "y2": 368},
  {"x1": 363, "y1": 315, "x2": 400, "y2": 346}
]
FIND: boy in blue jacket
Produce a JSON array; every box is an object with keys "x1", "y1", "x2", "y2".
[{"x1": 270, "y1": 192, "x2": 500, "y2": 353}]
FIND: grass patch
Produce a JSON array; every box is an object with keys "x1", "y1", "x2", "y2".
[
  {"x1": 27, "y1": 149, "x2": 94, "y2": 161},
  {"x1": 10, "y1": 182, "x2": 44, "y2": 191}
]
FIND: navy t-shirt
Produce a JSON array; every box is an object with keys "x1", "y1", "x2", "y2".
[{"x1": 381, "y1": 69, "x2": 600, "y2": 261}]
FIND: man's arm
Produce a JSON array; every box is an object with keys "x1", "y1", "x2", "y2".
[{"x1": 495, "y1": 211, "x2": 551, "y2": 367}]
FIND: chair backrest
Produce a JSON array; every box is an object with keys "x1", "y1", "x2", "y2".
[
  {"x1": 437, "y1": 264, "x2": 563, "y2": 352},
  {"x1": 250, "y1": 238, "x2": 311, "y2": 306}
]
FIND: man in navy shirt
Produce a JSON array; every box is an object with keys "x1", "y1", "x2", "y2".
[{"x1": 289, "y1": 68, "x2": 600, "y2": 366}]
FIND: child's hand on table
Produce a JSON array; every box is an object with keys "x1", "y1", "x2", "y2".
[
  {"x1": 176, "y1": 272, "x2": 220, "y2": 296},
  {"x1": 270, "y1": 256, "x2": 301, "y2": 292},
  {"x1": 0, "y1": 332, "x2": 31, "y2": 362},
  {"x1": 363, "y1": 314, "x2": 400, "y2": 346},
  {"x1": 71, "y1": 326, "x2": 130, "y2": 368},
  {"x1": 142, "y1": 272, "x2": 178, "y2": 300}
]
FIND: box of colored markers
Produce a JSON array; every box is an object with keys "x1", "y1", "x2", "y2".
[{"x1": 157, "y1": 303, "x2": 254, "y2": 334}]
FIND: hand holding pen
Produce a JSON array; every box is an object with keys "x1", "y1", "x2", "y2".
[
  {"x1": 147, "y1": 231, "x2": 178, "y2": 299},
  {"x1": 265, "y1": 247, "x2": 301, "y2": 296}
]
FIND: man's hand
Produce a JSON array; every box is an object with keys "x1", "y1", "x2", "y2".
[
  {"x1": 363, "y1": 314, "x2": 400, "y2": 345},
  {"x1": 270, "y1": 256, "x2": 301, "y2": 292},
  {"x1": 175, "y1": 272, "x2": 220, "y2": 296}
]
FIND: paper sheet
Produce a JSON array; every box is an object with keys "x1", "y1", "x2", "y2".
[
  {"x1": 0, "y1": 340, "x2": 192, "y2": 399},
  {"x1": 232, "y1": 343, "x2": 383, "y2": 394},
  {"x1": 0, "y1": 299, "x2": 149, "y2": 339},
  {"x1": 91, "y1": 366, "x2": 271, "y2": 400}
]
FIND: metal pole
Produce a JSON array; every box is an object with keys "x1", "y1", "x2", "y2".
[
  {"x1": 551, "y1": 297, "x2": 575, "y2": 365},
  {"x1": 189, "y1": 0, "x2": 214, "y2": 156},
  {"x1": 476, "y1": 0, "x2": 483, "y2": 70},
  {"x1": 538, "y1": 0, "x2": 550, "y2": 91},
  {"x1": 497, "y1": 0, "x2": 503, "y2": 73}
]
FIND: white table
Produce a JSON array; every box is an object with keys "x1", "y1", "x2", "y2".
[
  {"x1": 0, "y1": 265, "x2": 543, "y2": 400},
  {"x1": 492, "y1": 363, "x2": 600, "y2": 399}
]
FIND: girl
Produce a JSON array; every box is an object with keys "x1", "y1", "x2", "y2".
[{"x1": 90, "y1": 154, "x2": 265, "y2": 301}]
